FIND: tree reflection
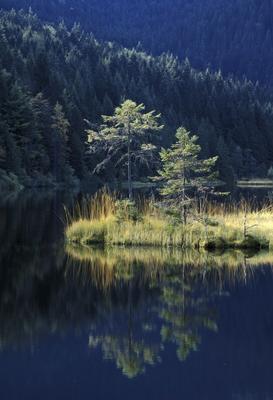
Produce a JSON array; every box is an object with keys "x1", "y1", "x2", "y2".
[
  {"x1": 65, "y1": 246, "x2": 269, "y2": 377},
  {"x1": 89, "y1": 335, "x2": 161, "y2": 378},
  {"x1": 0, "y1": 234, "x2": 273, "y2": 379},
  {"x1": 158, "y1": 267, "x2": 218, "y2": 362},
  {"x1": 86, "y1": 256, "x2": 163, "y2": 378}
]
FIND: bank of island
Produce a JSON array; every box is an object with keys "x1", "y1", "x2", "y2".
[
  {"x1": 66, "y1": 100, "x2": 272, "y2": 252},
  {"x1": 65, "y1": 191, "x2": 272, "y2": 251}
]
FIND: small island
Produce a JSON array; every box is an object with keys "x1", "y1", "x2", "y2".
[{"x1": 66, "y1": 100, "x2": 272, "y2": 251}]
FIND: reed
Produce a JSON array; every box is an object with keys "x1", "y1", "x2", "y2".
[{"x1": 65, "y1": 191, "x2": 273, "y2": 250}]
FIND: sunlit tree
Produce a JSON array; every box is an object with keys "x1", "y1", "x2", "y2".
[
  {"x1": 156, "y1": 127, "x2": 218, "y2": 224},
  {"x1": 87, "y1": 99, "x2": 163, "y2": 199}
]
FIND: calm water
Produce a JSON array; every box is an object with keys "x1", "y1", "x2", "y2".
[{"x1": 1, "y1": 191, "x2": 273, "y2": 399}]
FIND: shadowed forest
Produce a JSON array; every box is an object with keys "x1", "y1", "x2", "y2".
[{"x1": 1, "y1": 9, "x2": 273, "y2": 191}]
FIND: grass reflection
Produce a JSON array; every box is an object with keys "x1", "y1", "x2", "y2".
[
  {"x1": 66, "y1": 244, "x2": 273, "y2": 288},
  {"x1": 66, "y1": 245, "x2": 273, "y2": 378}
]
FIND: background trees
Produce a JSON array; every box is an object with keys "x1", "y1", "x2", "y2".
[
  {"x1": 51, "y1": 102, "x2": 75, "y2": 184},
  {"x1": 1, "y1": 10, "x2": 273, "y2": 188},
  {"x1": 3, "y1": 0, "x2": 273, "y2": 87}
]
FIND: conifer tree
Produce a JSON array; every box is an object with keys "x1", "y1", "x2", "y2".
[
  {"x1": 216, "y1": 136, "x2": 235, "y2": 188},
  {"x1": 156, "y1": 127, "x2": 218, "y2": 224},
  {"x1": 51, "y1": 102, "x2": 74, "y2": 183},
  {"x1": 87, "y1": 99, "x2": 163, "y2": 199},
  {"x1": 1, "y1": 10, "x2": 273, "y2": 188}
]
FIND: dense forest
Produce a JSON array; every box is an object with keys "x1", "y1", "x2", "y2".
[
  {"x1": 2, "y1": 0, "x2": 273, "y2": 87},
  {"x1": 1, "y1": 9, "x2": 273, "y2": 189}
]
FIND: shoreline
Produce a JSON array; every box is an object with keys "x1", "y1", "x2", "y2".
[{"x1": 66, "y1": 218, "x2": 270, "y2": 251}]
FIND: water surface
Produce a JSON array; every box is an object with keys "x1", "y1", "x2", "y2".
[{"x1": 1, "y1": 191, "x2": 273, "y2": 400}]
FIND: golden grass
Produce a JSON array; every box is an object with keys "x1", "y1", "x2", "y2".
[
  {"x1": 205, "y1": 202, "x2": 273, "y2": 247},
  {"x1": 65, "y1": 191, "x2": 273, "y2": 249}
]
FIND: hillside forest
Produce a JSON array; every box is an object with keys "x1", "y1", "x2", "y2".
[{"x1": 1, "y1": 9, "x2": 273, "y2": 190}]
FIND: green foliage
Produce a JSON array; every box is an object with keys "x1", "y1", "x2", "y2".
[
  {"x1": 87, "y1": 99, "x2": 163, "y2": 198},
  {"x1": 156, "y1": 127, "x2": 218, "y2": 223},
  {"x1": 89, "y1": 334, "x2": 160, "y2": 379},
  {"x1": 1, "y1": 9, "x2": 273, "y2": 189},
  {"x1": 115, "y1": 199, "x2": 141, "y2": 223},
  {"x1": 51, "y1": 102, "x2": 75, "y2": 183},
  {"x1": 4, "y1": 0, "x2": 273, "y2": 87}
]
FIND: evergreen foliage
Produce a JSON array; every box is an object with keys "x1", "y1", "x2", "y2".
[
  {"x1": 87, "y1": 100, "x2": 163, "y2": 199},
  {"x1": 3, "y1": 0, "x2": 273, "y2": 86},
  {"x1": 156, "y1": 128, "x2": 218, "y2": 223},
  {"x1": 1, "y1": 10, "x2": 273, "y2": 187}
]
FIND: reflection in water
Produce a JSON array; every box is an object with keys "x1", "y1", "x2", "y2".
[
  {"x1": 0, "y1": 190, "x2": 76, "y2": 349},
  {"x1": 2, "y1": 192, "x2": 273, "y2": 398},
  {"x1": 65, "y1": 245, "x2": 273, "y2": 289},
  {"x1": 65, "y1": 246, "x2": 272, "y2": 378}
]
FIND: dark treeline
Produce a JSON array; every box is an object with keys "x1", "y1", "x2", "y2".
[
  {"x1": 1, "y1": 10, "x2": 273, "y2": 188},
  {"x1": 2, "y1": 0, "x2": 273, "y2": 87}
]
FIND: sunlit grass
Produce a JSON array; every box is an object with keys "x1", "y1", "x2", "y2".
[{"x1": 65, "y1": 191, "x2": 273, "y2": 249}]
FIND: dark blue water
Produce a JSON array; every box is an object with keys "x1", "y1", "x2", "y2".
[{"x1": 1, "y1": 191, "x2": 273, "y2": 400}]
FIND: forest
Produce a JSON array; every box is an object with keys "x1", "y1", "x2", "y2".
[
  {"x1": 2, "y1": 4, "x2": 273, "y2": 397},
  {"x1": 1, "y1": 9, "x2": 273, "y2": 190},
  {"x1": 2, "y1": 0, "x2": 273, "y2": 87}
]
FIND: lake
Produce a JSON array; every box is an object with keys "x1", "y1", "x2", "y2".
[{"x1": 1, "y1": 190, "x2": 273, "y2": 399}]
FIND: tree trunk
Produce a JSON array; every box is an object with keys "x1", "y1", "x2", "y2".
[
  {"x1": 181, "y1": 190, "x2": 187, "y2": 225},
  {"x1": 128, "y1": 154, "x2": 132, "y2": 200},
  {"x1": 127, "y1": 127, "x2": 133, "y2": 200},
  {"x1": 182, "y1": 201, "x2": 187, "y2": 225},
  {"x1": 182, "y1": 164, "x2": 187, "y2": 224}
]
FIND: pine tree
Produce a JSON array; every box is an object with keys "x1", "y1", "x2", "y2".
[
  {"x1": 31, "y1": 92, "x2": 51, "y2": 174},
  {"x1": 156, "y1": 127, "x2": 218, "y2": 224},
  {"x1": 1, "y1": 10, "x2": 273, "y2": 188},
  {"x1": 87, "y1": 99, "x2": 163, "y2": 199},
  {"x1": 216, "y1": 136, "x2": 235, "y2": 188},
  {"x1": 51, "y1": 102, "x2": 74, "y2": 183},
  {"x1": 1, "y1": 122, "x2": 21, "y2": 175},
  {"x1": 0, "y1": 121, "x2": 7, "y2": 169}
]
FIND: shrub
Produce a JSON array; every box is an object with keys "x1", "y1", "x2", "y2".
[{"x1": 115, "y1": 200, "x2": 142, "y2": 223}]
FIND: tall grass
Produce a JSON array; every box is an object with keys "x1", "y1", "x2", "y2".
[
  {"x1": 65, "y1": 190, "x2": 273, "y2": 249},
  {"x1": 64, "y1": 189, "x2": 117, "y2": 223}
]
